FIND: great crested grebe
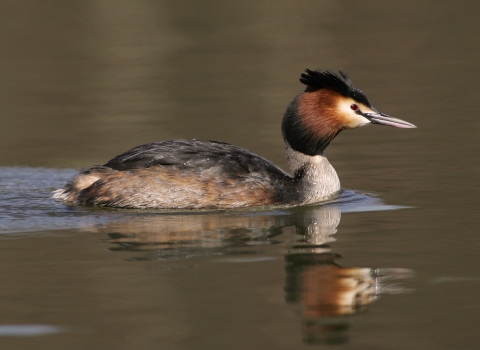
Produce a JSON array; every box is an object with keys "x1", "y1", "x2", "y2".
[{"x1": 54, "y1": 69, "x2": 416, "y2": 209}]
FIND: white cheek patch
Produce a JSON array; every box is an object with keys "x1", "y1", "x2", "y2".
[
  {"x1": 348, "y1": 113, "x2": 371, "y2": 128},
  {"x1": 337, "y1": 99, "x2": 371, "y2": 128}
]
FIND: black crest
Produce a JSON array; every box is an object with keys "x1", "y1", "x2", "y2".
[{"x1": 300, "y1": 69, "x2": 372, "y2": 107}]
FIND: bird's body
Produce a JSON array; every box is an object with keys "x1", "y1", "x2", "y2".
[{"x1": 54, "y1": 69, "x2": 415, "y2": 209}]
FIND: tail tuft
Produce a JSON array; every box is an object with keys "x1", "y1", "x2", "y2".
[{"x1": 52, "y1": 188, "x2": 68, "y2": 200}]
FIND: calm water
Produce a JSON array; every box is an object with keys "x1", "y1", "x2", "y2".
[{"x1": 1, "y1": 1, "x2": 479, "y2": 349}]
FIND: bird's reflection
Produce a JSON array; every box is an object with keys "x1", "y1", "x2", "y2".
[
  {"x1": 91, "y1": 193, "x2": 412, "y2": 344},
  {"x1": 95, "y1": 209, "x2": 290, "y2": 260},
  {"x1": 285, "y1": 205, "x2": 412, "y2": 344}
]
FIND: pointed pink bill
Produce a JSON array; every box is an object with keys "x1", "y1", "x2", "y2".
[{"x1": 364, "y1": 112, "x2": 416, "y2": 128}]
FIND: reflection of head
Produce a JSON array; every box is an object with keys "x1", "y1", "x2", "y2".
[
  {"x1": 285, "y1": 255, "x2": 374, "y2": 315},
  {"x1": 284, "y1": 205, "x2": 413, "y2": 345},
  {"x1": 285, "y1": 205, "x2": 372, "y2": 344},
  {"x1": 285, "y1": 252, "x2": 376, "y2": 344}
]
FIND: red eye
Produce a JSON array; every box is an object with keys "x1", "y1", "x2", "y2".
[{"x1": 350, "y1": 104, "x2": 359, "y2": 111}]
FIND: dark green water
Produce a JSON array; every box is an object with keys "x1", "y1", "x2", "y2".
[{"x1": 1, "y1": 1, "x2": 479, "y2": 349}]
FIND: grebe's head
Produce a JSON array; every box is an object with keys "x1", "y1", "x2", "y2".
[{"x1": 282, "y1": 69, "x2": 416, "y2": 156}]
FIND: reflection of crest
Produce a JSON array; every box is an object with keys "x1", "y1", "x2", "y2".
[{"x1": 89, "y1": 192, "x2": 412, "y2": 344}]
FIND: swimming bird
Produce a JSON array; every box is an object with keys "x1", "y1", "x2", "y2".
[{"x1": 54, "y1": 69, "x2": 416, "y2": 209}]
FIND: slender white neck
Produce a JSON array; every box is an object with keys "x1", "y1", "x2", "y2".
[{"x1": 286, "y1": 145, "x2": 340, "y2": 204}]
